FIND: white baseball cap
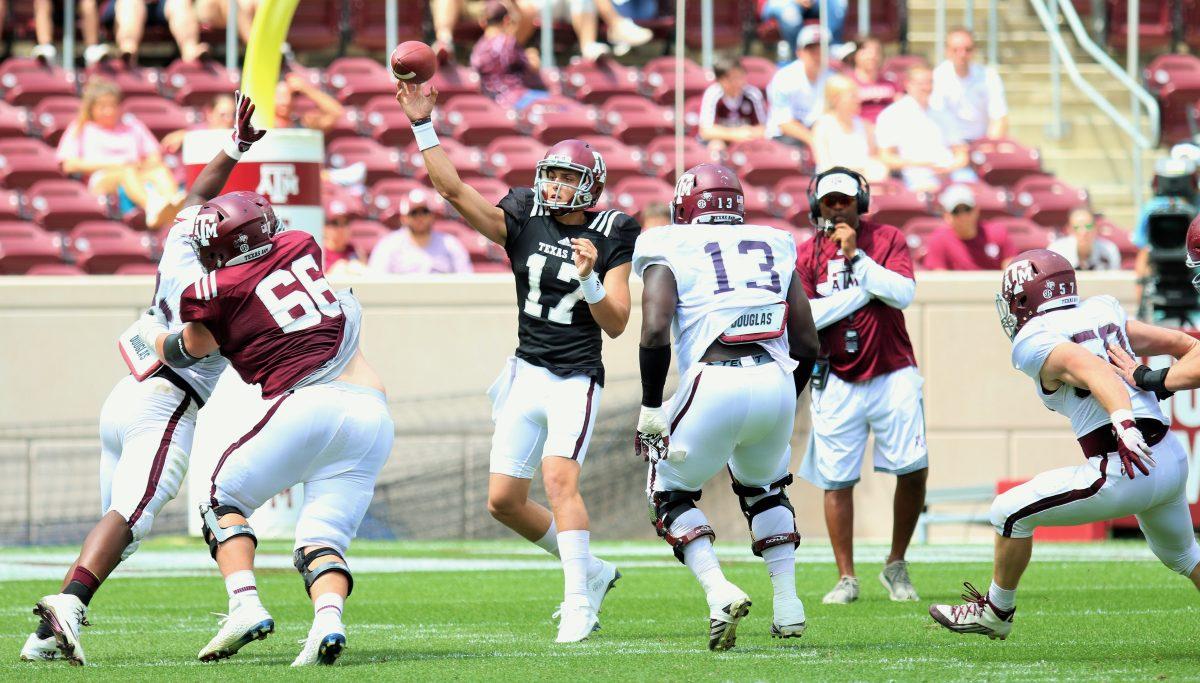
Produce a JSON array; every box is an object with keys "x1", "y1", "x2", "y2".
[
  {"x1": 814, "y1": 172, "x2": 860, "y2": 201},
  {"x1": 797, "y1": 24, "x2": 831, "y2": 49},
  {"x1": 938, "y1": 184, "x2": 976, "y2": 212}
]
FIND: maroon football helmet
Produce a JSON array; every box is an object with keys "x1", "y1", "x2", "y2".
[
  {"x1": 997, "y1": 248, "x2": 1079, "y2": 340},
  {"x1": 190, "y1": 191, "x2": 276, "y2": 272},
  {"x1": 671, "y1": 163, "x2": 745, "y2": 224},
  {"x1": 534, "y1": 139, "x2": 606, "y2": 214},
  {"x1": 1185, "y1": 214, "x2": 1200, "y2": 292}
]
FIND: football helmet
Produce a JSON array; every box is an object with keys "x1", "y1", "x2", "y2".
[
  {"x1": 533, "y1": 139, "x2": 606, "y2": 214},
  {"x1": 190, "y1": 191, "x2": 275, "y2": 272},
  {"x1": 1185, "y1": 214, "x2": 1200, "y2": 292},
  {"x1": 671, "y1": 163, "x2": 745, "y2": 225},
  {"x1": 996, "y1": 249, "x2": 1078, "y2": 340}
]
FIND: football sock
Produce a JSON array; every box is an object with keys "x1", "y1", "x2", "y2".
[
  {"x1": 63, "y1": 566, "x2": 100, "y2": 606},
  {"x1": 558, "y1": 530, "x2": 591, "y2": 607},
  {"x1": 225, "y1": 570, "x2": 261, "y2": 604},
  {"x1": 987, "y1": 582, "x2": 1017, "y2": 612},
  {"x1": 313, "y1": 593, "x2": 345, "y2": 633},
  {"x1": 750, "y1": 505, "x2": 798, "y2": 602},
  {"x1": 534, "y1": 520, "x2": 561, "y2": 558},
  {"x1": 670, "y1": 509, "x2": 726, "y2": 595}
]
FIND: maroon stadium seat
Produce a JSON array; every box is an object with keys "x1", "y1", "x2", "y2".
[
  {"x1": 867, "y1": 187, "x2": 932, "y2": 227},
  {"x1": 403, "y1": 138, "x2": 486, "y2": 182},
  {"x1": 641, "y1": 57, "x2": 710, "y2": 106},
  {"x1": 845, "y1": 0, "x2": 902, "y2": 41},
  {"x1": 1096, "y1": 217, "x2": 1139, "y2": 267},
  {"x1": 684, "y1": 0, "x2": 749, "y2": 48},
  {"x1": 27, "y1": 263, "x2": 85, "y2": 275},
  {"x1": 83, "y1": 61, "x2": 162, "y2": 97},
  {"x1": 469, "y1": 178, "x2": 513, "y2": 206},
  {"x1": 362, "y1": 96, "x2": 416, "y2": 148},
  {"x1": 368, "y1": 178, "x2": 424, "y2": 227},
  {"x1": 483, "y1": 137, "x2": 549, "y2": 187},
  {"x1": 0, "y1": 101, "x2": 30, "y2": 140},
  {"x1": 945, "y1": 181, "x2": 1012, "y2": 221},
  {"x1": 740, "y1": 56, "x2": 777, "y2": 94},
  {"x1": 438, "y1": 219, "x2": 504, "y2": 264},
  {"x1": 326, "y1": 57, "x2": 396, "y2": 107},
  {"x1": 1144, "y1": 54, "x2": 1200, "y2": 96},
  {"x1": 161, "y1": 60, "x2": 239, "y2": 107},
  {"x1": 742, "y1": 183, "x2": 776, "y2": 223},
  {"x1": 901, "y1": 216, "x2": 948, "y2": 266},
  {"x1": 771, "y1": 176, "x2": 817, "y2": 223},
  {"x1": 0, "y1": 138, "x2": 64, "y2": 189},
  {"x1": 428, "y1": 63, "x2": 484, "y2": 101},
  {"x1": 327, "y1": 138, "x2": 403, "y2": 185},
  {"x1": 558, "y1": 59, "x2": 641, "y2": 105},
  {"x1": 1012, "y1": 176, "x2": 1089, "y2": 228},
  {"x1": 642, "y1": 135, "x2": 714, "y2": 183},
  {"x1": 472, "y1": 259, "x2": 512, "y2": 273},
  {"x1": 121, "y1": 96, "x2": 191, "y2": 140},
  {"x1": 969, "y1": 138, "x2": 1044, "y2": 187},
  {"x1": 348, "y1": 0, "x2": 423, "y2": 51},
  {"x1": 27, "y1": 180, "x2": 110, "y2": 232},
  {"x1": 987, "y1": 216, "x2": 1046, "y2": 242},
  {"x1": 580, "y1": 136, "x2": 643, "y2": 186},
  {"x1": 882, "y1": 55, "x2": 930, "y2": 88},
  {"x1": 68, "y1": 222, "x2": 154, "y2": 273},
  {"x1": 727, "y1": 139, "x2": 809, "y2": 187},
  {"x1": 0, "y1": 191, "x2": 25, "y2": 221},
  {"x1": 521, "y1": 97, "x2": 600, "y2": 144},
  {"x1": 281, "y1": 92, "x2": 359, "y2": 145},
  {"x1": 325, "y1": 181, "x2": 371, "y2": 221},
  {"x1": 1107, "y1": 0, "x2": 1171, "y2": 51},
  {"x1": 0, "y1": 225, "x2": 63, "y2": 273},
  {"x1": 0, "y1": 219, "x2": 44, "y2": 240},
  {"x1": 287, "y1": 0, "x2": 341, "y2": 52},
  {"x1": 609, "y1": 177, "x2": 673, "y2": 215},
  {"x1": 600, "y1": 96, "x2": 674, "y2": 146},
  {"x1": 0, "y1": 59, "x2": 76, "y2": 106},
  {"x1": 438, "y1": 95, "x2": 519, "y2": 146},
  {"x1": 1154, "y1": 73, "x2": 1200, "y2": 144},
  {"x1": 347, "y1": 219, "x2": 390, "y2": 260},
  {"x1": 29, "y1": 96, "x2": 81, "y2": 146}
]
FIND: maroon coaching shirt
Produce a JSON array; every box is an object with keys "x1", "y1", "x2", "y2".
[
  {"x1": 180, "y1": 230, "x2": 346, "y2": 399},
  {"x1": 796, "y1": 219, "x2": 918, "y2": 382},
  {"x1": 921, "y1": 222, "x2": 1014, "y2": 271}
]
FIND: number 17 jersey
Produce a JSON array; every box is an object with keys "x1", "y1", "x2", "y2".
[{"x1": 500, "y1": 188, "x2": 639, "y2": 385}]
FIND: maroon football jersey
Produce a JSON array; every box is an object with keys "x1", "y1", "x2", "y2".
[
  {"x1": 180, "y1": 230, "x2": 346, "y2": 399},
  {"x1": 796, "y1": 220, "x2": 917, "y2": 383},
  {"x1": 698, "y1": 83, "x2": 766, "y2": 129}
]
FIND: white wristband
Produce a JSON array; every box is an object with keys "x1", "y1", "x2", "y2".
[
  {"x1": 579, "y1": 271, "x2": 606, "y2": 304},
  {"x1": 1111, "y1": 409, "x2": 1135, "y2": 433},
  {"x1": 413, "y1": 120, "x2": 440, "y2": 151},
  {"x1": 223, "y1": 136, "x2": 243, "y2": 160}
]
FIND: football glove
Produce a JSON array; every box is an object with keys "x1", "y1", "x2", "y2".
[
  {"x1": 231, "y1": 90, "x2": 266, "y2": 154},
  {"x1": 135, "y1": 307, "x2": 169, "y2": 355},
  {"x1": 1112, "y1": 411, "x2": 1155, "y2": 479},
  {"x1": 635, "y1": 406, "x2": 684, "y2": 463}
]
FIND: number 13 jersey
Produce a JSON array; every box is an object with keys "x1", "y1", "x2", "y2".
[
  {"x1": 499, "y1": 188, "x2": 639, "y2": 385},
  {"x1": 179, "y1": 230, "x2": 349, "y2": 399}
]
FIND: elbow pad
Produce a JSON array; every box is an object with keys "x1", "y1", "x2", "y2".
[{"x1": 163, "y1": 331, "x2": 202, "y2": 368}]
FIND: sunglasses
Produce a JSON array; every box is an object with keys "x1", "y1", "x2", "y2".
[
  {"x1": 1072, "y1": 222, "x2": 1096, "y2": 231},
  {"x1": 950, "y1": 205, "x2": 974, "y2": 215}
]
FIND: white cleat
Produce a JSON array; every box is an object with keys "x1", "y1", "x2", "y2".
[
  {"x1": 33, "y1": 594, "x2": 88, "y2": 666},
  {"x1": 822, "y1": 575, "x2": 860, "y2": 605},
  {"x1": 586, "y1": 560, "x2": 621, "y2": 615},
  {"x1": 291, "y1": 627, "x2": 346, "y2": 666},
  {"x1": 770, "y1": 596, "x2": 807, "y2": 639},
  {"x1": 880, "y1": 560, "x2": 920, "y2": 601},
  {"x1": 19, "y1": 633, "x2": 59, "y2": 661},
  {"x1": 706, "y1": 582, "x2": 751, "y2": 652},
  {"x1": 555, "y1": 602, "x2": 599, "y2": 643},
  {"x1": 929, "y1": 582, "x2": 1014, "y2": 640},
  {"x1": 198, "y1": 600, "x2": 274, "y2": 662}
]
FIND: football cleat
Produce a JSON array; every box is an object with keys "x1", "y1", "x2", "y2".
[
  {"x1": 769, "y1": 596, "x2": 807, "y2": 639},
  {"x1": 198, "y1": 600, "x2": 274, "y2": 662},
  {"x1": 291, "y1": 628, "x2": 346, "y2": 667},
  {"x1": 879, "y1": 560, "x2": 920, "y2": 601},
  {"x1": 706, "y1": 582, "x2": 751, "y2": 652},
  {"x1": 929, "y1": 582, "x2": 1014, "y2": 640},
  {"x1": 586, "y1": 560, "x2": 621, "y2": 615},
  {"x1": 822, "y1": 575, "x2": 860, "y2": 605},
  {"x1": 19, "y1": 633, "x2": 59, "y2": 661},
  {"x1": 33, "y1": 594, "x2": 89, "y2": 666},
  {"x1": 555, "y1": 602, "x2": 599, "y2": 643}
]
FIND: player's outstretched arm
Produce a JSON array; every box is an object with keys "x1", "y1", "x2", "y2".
[
  {"x1": 1109, "y1": 320, "x2": 1200, "y2": 393},
  {"x1": 786, "y1": 273, "x2": 819, "y2": 395},
  {"x1": 635, "y1": 264, "x2": 678, "y2": 463},
  {"x1": 396, "y1": 82, "x2": 506, "y2": 245},
  {"x1": 183, "y1": 90, "x2": 266, "y2": 209}
]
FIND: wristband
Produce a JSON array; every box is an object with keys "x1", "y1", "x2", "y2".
[
  {"x1": 1110, "y1": 409, "x2": 1135, "y2": 434},
  {"x1": 1133, "y1": 365, "x2": 1171, "y2": 393},
  {"x1": 412, "y1": 118, "x2": 440, "y2": 151},
  {"x1": 579, "y1": 271, "x2": 606, "y2": 304},
  {"x1": 223, "y1": 135, "x2": 243, "y2": 161}
]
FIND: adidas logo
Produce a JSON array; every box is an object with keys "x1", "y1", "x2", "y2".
[{"x1": 558, "y1": 237, "x2": 572, "y2": 246}]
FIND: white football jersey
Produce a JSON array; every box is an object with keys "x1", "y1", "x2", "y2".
[
  {"x1": 1011, "y1": 294, "x2": 1167, "y2": 438},
  {"x1": 633, "y1": 223, "x2": 800, "y2": 378},
  {"x1": 150, "y1": 204, "x2": 226, "y2": 400}
]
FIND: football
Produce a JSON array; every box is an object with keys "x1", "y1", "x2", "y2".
[{"x1": 390, "y1": 41, "x2": 437, "y2": 84}]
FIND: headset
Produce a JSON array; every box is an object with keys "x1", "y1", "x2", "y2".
[{"x1": 806, "y1": 166, "x2": 871, "y2": 225}]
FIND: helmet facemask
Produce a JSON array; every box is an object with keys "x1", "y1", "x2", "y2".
[
  {"x1": 995, "y1": 291, "x2": 1019, "y2": 340},
  {"x1": 533, "y1": 155, "x2": 603, "y2": 215}
]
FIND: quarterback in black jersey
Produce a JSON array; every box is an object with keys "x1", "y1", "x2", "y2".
[{"x1": 398, "y1": 82, "x2": 638, "y2": 643}]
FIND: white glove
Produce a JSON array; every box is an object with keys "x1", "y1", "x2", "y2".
[
  {"x1": 635, "y1": 406, "x2": 685, "y2": 463},
  {"x1": 135, "y1": 307, "x2": 169, "y2": 357},
  {"x1": 1111, "y1": 410, "x2": 1156, "y2": 479}
]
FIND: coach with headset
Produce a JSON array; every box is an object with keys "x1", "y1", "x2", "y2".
[{"x1": 795, "y1": 166, "x2": 928, "y2": 606}]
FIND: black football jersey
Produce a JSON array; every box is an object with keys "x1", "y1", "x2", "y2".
[{"x1": 499, "y1": 188, "x2": 640, "y2": 385}]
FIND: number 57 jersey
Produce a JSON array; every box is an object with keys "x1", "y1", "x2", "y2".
[
  {"x1": 180, "y1": 230, "x2": 357, "y2": 399},
  {"x1": 633, "y1": 223, "x2": 799, "y2": 378}
]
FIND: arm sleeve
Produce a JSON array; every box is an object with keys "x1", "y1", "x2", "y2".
[
  {"x1": 810, "y1": 287, "x2": 872, "y2": 330},
  {"x1": 985, "y1": 68, "x2": 1009, "y2": 119},
  {"x1": 1011, "y1": 321, "x2": 1069, "y2": 379},
  {"x1": 853, "y1": 234, "x2": 915, "y2": 309}
]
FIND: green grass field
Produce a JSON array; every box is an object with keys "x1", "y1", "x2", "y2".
[{"x1": 0, "y1": 539, "x2": 1197, "y2": 681}]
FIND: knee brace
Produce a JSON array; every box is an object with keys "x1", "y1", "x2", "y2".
[
  {"x1": 731, "y1": 473, "x2": 801, "y2": 556},
  {"x1": 651, "y1": 490, "x2": 715, "y2": 564},
  {"x1": 293, "y1": 547, "x2": 354, "y2": 596},
  {"x1": 199, "y1": 503, "x2": 258, "y2": 560}
]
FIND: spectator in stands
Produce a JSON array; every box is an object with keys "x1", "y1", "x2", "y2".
[
  {"x1": 811, "y1": 75, "x2": 887, "y2": 182},
  {"x1": 323, "y1": 200, "x2": 368, "y2": 277},
  {"x1": 471, "y1": 1, "x2": 551, "y2": 111},
  {"x1": 698, "y1": 57, "x2": 767, "y2": 151},
  {"x1": 638, "y1": 201, "x2": 672, "y2": 228},
  {"x1": 766, "y1": 24, "x2": 836, "y2": 148},
  {"x1": 875, "y1": 66, "x2": 974, "y2": 192},
  {"x1": 56, "y1": 78, "x2": 183, "y2": 229},
  {"x1": 430, "y1": 0, "x2": 464, "y2": 63},
  {"x1": 107, "y1": 0, "x2": 210, "y2": 64},
  {"x1": 32, "y1": 0, "x2": 109, "y2": 65},
  {"x1": 195, "y1": 0, "x2": 258, "y2": 43},
  {"x1": 369, "y1": 190, "x2": 473, "y2": 275},
  {"x1": 275, "y1": 72, "x2": 345, "y2": 134},
  {"x1": 849, "y1": 37, "x2": 898, "y2": 123},
  {"x1": 514, "y1": 0, "x2": 652, "y2": 60},
  {"x1": 160, "y1": 93, "x2": 234, "y2": 153},
  {"x1": 1048, "y1": 208, "x2": 1121, "y2": 271},
  {"x1": 931, "y1": 28, "x2": 1008, "y2": 141},
  {"x1": 609, "y1": 0, "x2": 658, "y2": 21},
  {"x1": 921, "y1": 184, "x2": 1013, "y2": 270},
  {"x1": 762, "y1": 0, "x2": 847, "y2": 62}
]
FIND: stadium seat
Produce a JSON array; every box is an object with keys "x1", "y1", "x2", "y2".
[
  {"x1": 472, "y1": 259, "x2": 512, "y2": 273},
  {"x1": 437, "y1": 95, "x2": 520, "y2": 145},
  {"x1": 901, "y1": 216, "x2": 948, "y2": 266},
  {"x1": 867, "y1": 187, "x2": 932, "y2": 227},
  {"x1": 742, "y1": 183, "x2": 776, "y2": 223},
  {"x1": 347, "y1": 219, "x2": 390, "y2": 260},
  {"x1": 326, "y1": 57, "x2": 396, "y2": 107},
  {"x1": 682, "y1": 95, "x2": 705, "y2": 137},
  {"x1": 771, "y1": 175, "x2": 817, "y2": 223},
  {"x1": 369, "y1": 178, "x2": 424, "y2": 227},
  {"x1": 468, "y1": 177, "x2": 513, "y2": 206},
  {"x1": 1143, "y1": 54, "x2": 1200, "y2": 95},
  {"x1": 1154, "y1": 73, "x2": 1200, "y2": 144},
  {"x1": 641, "y1": 57, "x2": 710, "y2": 106},
  {"x1": 82, "y1": 61, "x2": 162, "y2": 97},
  {"x1": 643, "y1": 135, "x2": 714, "y2": 182},
  {"x1": 403, "y1": 138, "x2": 486, "y2": 182},
  {"x1": 121, "y1": 96, "x2": 191, "y2": 140},
  {"x1": 161, "y1": 60, "x2": 239, "y2": 107},
  {"x1": 882, "y1": 55, "x2": 929, "y2": 87},
  {"x1": 0, "y1": 190, "x2": 24, "y2": 221},
  {"x1": 521, "y1": 97, "x2": 600, "y2": 144},
  {"x1": 0, "y1": 58, "x2": 76, "y2": 106},
  {"x1": 482, "y1": 137, "x2": 549, "y2": 187},
  {"x1": 287, "y1": 0, "x2": 342, "y2": 52},
  {"x1": 609, "y1": 177, "x2": 673, "y2": 215},
  {"x1": 1012, "y1": 176, "x2": 1089, "y2": 228},
  {"x1": 348, "y1": 0, "x2": 423, "y2": 51},
  {"x1": 26, "y1": 262, "x2": 85, "y2": 275},
  {"x1": 29, "y1": 96, "x2": 80, "y2": 146},
  {"x1": 0, "y1": 219, "x2": 44, "y2": 239},
  {"x1": 948, "y1": 181, "x2": 1013, "y2": 221},
  {"x1": 740, "y1": 56, "x2": 777, "y2": 94},
  {"x1": 0, "y1": 224, "x2": 63, "y2": 273},
  {"x1": 727, "y1": 139, "x2": 809, "y2": 187},
  {"x1": 427, "y1": 63, "x2": 484, "y2": 101},
  {"x1": 846, "y1": 0, "x2": 902, "y2": 41},
  {"x1": 327, "y1": 137, "x2": 403, "y2": 185},
  {"x1": 113, "y1": 262, "x2": 160, "y2": 275},
  {"x1": 580, "y1": 136, "x2": 644, "y2": 186},
  {"x1": 1106, "y1": 0, "x2": 1171, "y2": 51},
  {"x1": 1096, "y1": 217, "x2": 1139, "y2": 267},
  {"x1": 557, "y1": 59, "x2": 641, "y2": 105},
  {"x1": 438, "y1": 219, "x2": 504, "y2": 264},
  {"x1": 0, "y1": 101, "x2": 29, "y2": 140},
  {"x1": 325, "y1": 182, "x2": 371, "y2": 221},
  {"x1": 599, "y1": 96, "x2": 674, "y2": 146},
  {"x1": 969, "y1": 138, "x2": 1044, "y2": 187},
  {"x1": 683, "y1": 0, "x2": 751, "y2": 48},
  {"x1": 26, "y1": 180, "x2": 110, "y2": 232},
  {"x1": 68, "y1": 222, "x2": 154, "y2": 273},
  {"x1": 0, "y1": 138, "x2": 64, "y2": 189},
  {"x1": 282, "y1": 93, "x2": 359, "y2": 145},
  {"x1": 362, "y1": 96, "x2": 416, "y2": 148}
]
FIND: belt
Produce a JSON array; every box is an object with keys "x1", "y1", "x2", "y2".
[
  {"x1": 1077, "y1": 418, "x2": 1168, "y2": 458},
  {"x1": 705, "y1": 353, "x2": 772, "y2": 368},
  {"x1": 153, "y1": 365, "x2": 205, "y2": 408}
]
